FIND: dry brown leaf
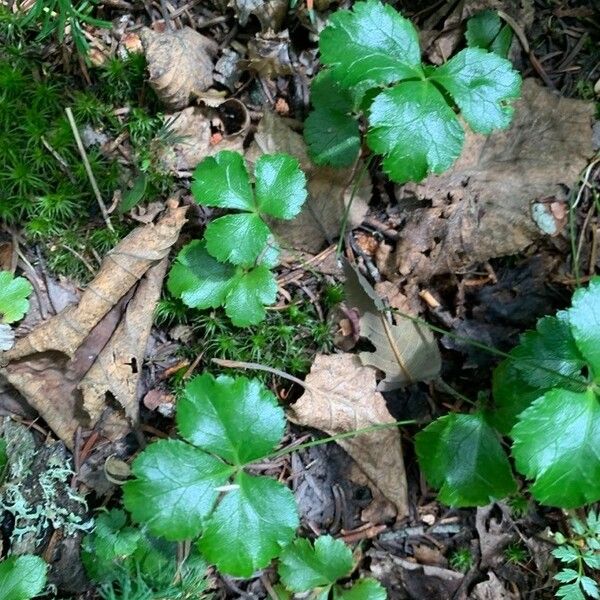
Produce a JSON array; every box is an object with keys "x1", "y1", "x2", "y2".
[
  {"x1": 288, "y1": 353, "x2": 408, "y2": 521},
  {"x1": 244, "y1": 31, "x2": 294, "y2": 77},
  {"x1": 233, "y1": 0, "x2": 287, "y2": 30},
  {"x1": 160, "y1": 107, "x2": 246, "y2": 172},
  {"x1": 246, "y1": 112, "x2": 370, "y2": 253},
  {"x1": 0, "y1": 203, "x2": 187, "y2": 447},
  {"x1": 359, "y1": 312, "x2": 441, "y2": 391},
  {"x1": 141, "y1": 27, "x2": 217, "y2": 109},
  {"x1": 394, "y1": 79, "x2": 594, "y2": 282},
  {"x1": 470, "y1": 572, "x2": 520, "y2": 600}
]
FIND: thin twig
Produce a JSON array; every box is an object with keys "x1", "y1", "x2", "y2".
[
  {"x1": 211, "y1": 358, "x2": 308, "y2": 389},
  {"x1": 65, "y1": 107, "x2": 114, "y2": 232}
]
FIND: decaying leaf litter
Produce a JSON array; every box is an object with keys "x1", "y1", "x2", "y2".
[{"x1": 0, "y1": 0, "x2": 598, "y2": 598}]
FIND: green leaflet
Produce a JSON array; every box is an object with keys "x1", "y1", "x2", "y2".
[
  {"x1": 307, "y1": 0, "x2": 521, "y2": 182},
  {"x1": 0, "y1": 271, "x2": 33, "y2": 324},
  {"x1": 568, "y1": 277, "x2": 600, "y2": 379},
  {"x1": 278, "y1": 536, "x2": 386, "y2": 599},
  {"x1": 415, "y1": 412, "x2": 516, "y2": 507},
  {"x1": 511, "y1": 389, "x2": 600, "y2": 507},
  {"x1": 123, "y1": 374, "x2": 298, "y2": 577},
  {"x1": 465, "y1": 10, "x2": 513, "y2": 58},
  {"x1": 0, "y1": 555, "x2": 48, "y2": 600}
]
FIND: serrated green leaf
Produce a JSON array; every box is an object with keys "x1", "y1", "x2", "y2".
[
  {"x1": 553, "y1": 546, "x2": 581, "y2": 563},
  {"x1": 177, "y1": 373, "x2": 285, "y2": 465},
  {"x1": 0, "y1": 271, "x2": 33, "y2": 324},
  {"x1": 278, "y1": 536, "x2": 353, "y2": 591},
  {"x1": 511, "y1": 389, "x2": 600, "y2": 507},
  {"x1": 319, "y1": 0, "x2": 422, "y2": 90},
  {"x1": 583, "y1": 553, "x2": 600, "y2": 569},
  {"x1": 555, "y1": 569, "x2": 580, "y2": 583},
  {"x1": 580, "y1": 576, "x2": 599, "y2": 599},
  {"x1": 490, "y1": 25, "x2": 513, "y2": 58},
  {"x1": 568, "y1": 277, "x2": 600, "y2": 379},
  {"x1": 123, "y1": 439, "x2": 232, "y2": 541},
  {"x1": 556, "y1": 583, "x2": 586, "y2": 600},
  {"x1": 167, "y1": 241, "x2": 235, "y2": 310},
  {"x1": 335, "y1": 578, "x2": 387, "y2": 600},
  {"x1": 204, "y1": 213, "x2": 271, "y2": 266},
  {"x1": 415, "y1": 412, "x2": 516, "y2": 507},
  {"x1": 431, "y1": 48, "x2": 521, "y2": 133},
  {"x1": 0, "y1": 555, "x2": 48, "y2": 600},
  {"x1": 225, "y1": 265, "x2": 277, "y2": 327},
  {"x1": 305, "y1": 70, "x2": 361, "y2": 167},
  {"x1": 465, "y1": 11, "x2": 503, "y2": 49},
  {"x1": 191, "y1": 151, "x2": 253, "y2": 210},
  {"x1": 255, "y1": 153, "x2": 307, "y2": 219},
  {"x1": 197, "y1": 471, "x2": 298, "y2": 577},
  {"x1": 367, "y1": 80, "x2": 464, "y2": 183}
]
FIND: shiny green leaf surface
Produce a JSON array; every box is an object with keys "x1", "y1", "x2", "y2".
[
  {"x1": 0, "y1": 555, "x2": 48, "y2": 600},
  {"x1": 568, "y1": 277, "x2": 600, "y2": 379},
  {"x1": 336, "y1": 579, "x2": 388, "y2": 600},
  {"x1": 224, "y1": 265, "x2": 277, "y2": 326},
  {"x1": 0, "y1": 271, "x2": 33, "y2": 324}
]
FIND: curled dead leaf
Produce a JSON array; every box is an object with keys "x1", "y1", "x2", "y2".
[{"x1": 288, "y1": 353, "x2": 408, "y2": 521}]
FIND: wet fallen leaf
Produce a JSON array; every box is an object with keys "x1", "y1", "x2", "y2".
[
  {"x1": 288, "y1": 353, "x2": 408, "y2": 521},
  {"x1": 246, "y1": 112, "x2": 370, "y2": 253},
  {"x1": 244, "y1": 31, "x2": 294, "y2": 77},
  {"x1": 394, "y1": 79, "x2": 594, "y2": 282},
  {"x1": 0, "y1": 202, "x2": 187, "y2": 447},
  {"x1": 230, "y1": 0, "x2": 287, "y2": 30},
  {"x1": 141, "y1": 27, "x2": 217, "y2": 109},
  {"x1": 470, "y1": 572, "x2": 519, "y2": 600}
]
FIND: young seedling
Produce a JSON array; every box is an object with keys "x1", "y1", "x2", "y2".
[
  {"x1": 0, "y1": 555, "x2": 48, "y2": 600},
  {"x1": 305, "y1": 0, "x2": 521, "y2": 182},
  {"x1": 168, "y1": 151, "x2": 308, "y2": 326},
  {"x1": 278, "y1": 535, "x2": 386, "y2": 599},
  {"x1": 123, "y1": 373, "x2": 299, "y2": 577}
]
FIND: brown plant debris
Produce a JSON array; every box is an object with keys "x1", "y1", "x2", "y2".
[
  {"x1": 141, "y1": 27, "x2": 217, "y2": 110},
  {"x1": 393, "y1": 79, "x2": 595, "y2": 282},
  {"x1": 288, "y1": 353, "x2": 408, "y2": 521},
  {"x1": 0, "y1": 203, "x2": 187, "y2": 447}
]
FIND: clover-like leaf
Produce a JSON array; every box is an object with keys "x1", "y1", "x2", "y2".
[
  {"x1": 191, "y1": 151, "x2": 253, "y2": 210},
  {"x1": 0, "y1": 555, "x2": 48, "y2": 600},
  {"x1": 123, "y1": 374, "x2": 299, "y2": 577},
  {"x1": 492, "y1": 315, "x2": 586, "y2": 433},
  {"x1": 177, "y1": 373, "x2": 285, "y2": 465},
  {"x1": 319, "y1": 0, "x2": 422, "y2": 89},
  {"x1": 167, "y1": 241, "x2": 278, "y2": 327},
  {"x1": 336, "y1": 579, "x2": 387, "y2": 600},
  {"x1": 567, "y1": 277, "x2": 600, "y2": 379},
  {"x1": 304, "y1": 70, "x2": 361, "y2": 168},
  {"x1": 431, "y1": 48, "x2": 521, "y2": 133},
  {"x1": 415, "y1": 412, "x2": 516, "y2": 506},
  {"x1": 123, "y1": 439, "x2": 232, "y2": 541},
  {"x1": 367, "y1": 80, "x2": 464, "y2": 183},
  {"x1": 204, "y1": 213, "x2": 271, "y2": 266},
  {"x1": 466, "y1": 10, "x2": 512, "y2": 58},
  {"x1": 511, "y1": 388, "x2": 600, "y2": 507},
  {"x1": 278, "y1": 535, "x2": 353, "y2": 592},
  {"x1": 255, "y1": 153, "x2": 307, "y2": 219},
  {"x1": 198, "y1": 471, "x2": 298, "y2": 577},
  {"x1": 0, "y1": 271, "x2": 33, "y2": 324}
]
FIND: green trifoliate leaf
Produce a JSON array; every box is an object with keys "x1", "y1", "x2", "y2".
[
  {"x1": 224, "y1": 265, "x2": 277, "y2": 326},
  {"x1": 191, "y1": 151, "x2": 253, "y2": 210},
  {"x1": 466, "y1": 10, "x2": 512, "y2": 58},
  {"x1": 336, "y1": 579, "x2": 388, "y2": 600},
  {"x1": 304, "y1": 70, "x2": 361, "y2": 168},
  {"x1": 278, "y1": 536, "x2": 353, "y2": 592},
  {"x1": 177, "y1": 373, "x2": 285, "y2": 465},
  {"x1": 415, "y1": 412, "x2": 516, "y2": 506},
  {"x1": 204, "y1": 213, "x2": 271, "y2": 266},
  {"x1": 167, "y1": 241, "x2": 277, "y2": 327},
  {"x1": 319, "y1": 0, "x2": 422, "y2": 90},
  {"x1": 167, "y1": 240, "x2": 235, "y2": 309},
  {"x1": 567, "y1": 277, "x2": 600, "y2": 379},
  {"x1": 198, "y1": 471, "x2": 298, "y2": 577},
  {"x1": 431, "y1": 48, "x2": 521, "y2": 133},
  {"x1": 0, "y1": 271, "x2": 33, "y2": 324},
  {"x1": 492, "y1": 315, "x2": 586, "y2": 433},
  {"x1": 0, "y1": 555, "x2": 48, "y2": 600},
  {"x1": 511, "y1": 388, "x2": 600, "y2": 507},
  {"x1": 254, "y1": 153, "x2": 307, "y2": 219},
  {"x1": 367, "y1": 80, "x2": 464, "y2": 183},
  {"x1": 123, "y1": 439, "x2": 232, "y2": 540}
]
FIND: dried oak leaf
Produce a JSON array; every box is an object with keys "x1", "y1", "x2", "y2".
[
  {"x1": 394, "y1": 79, "x2": 595, "y2": 282},
  {"x1": 141, "y1": 27, "x2": 217, "y2": 109},
  {"x1": 246, "y1": 112, "x2": 370, "y2": 253},
  {"x1": 0, "y1": 203, "x2": 187, "y2": 447},
  {"x1": 288, "y1": 353, "x2": 408, "y2": 521}
]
